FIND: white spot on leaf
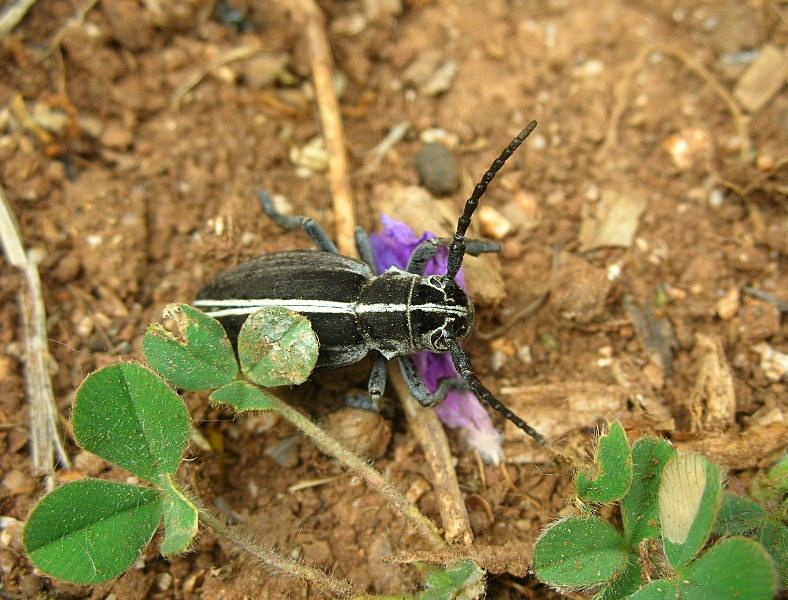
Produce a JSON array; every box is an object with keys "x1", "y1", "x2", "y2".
[{"x1": 659, "y1": 453, "x2": 707, "y2": 544}]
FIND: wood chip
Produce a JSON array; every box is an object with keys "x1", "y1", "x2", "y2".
[
  {"x1": 733, "y1": 45, "x2": 788, "y2": 113},
  {"x1": 579, "y1": 188, "x2": 647, "y2": 251}
]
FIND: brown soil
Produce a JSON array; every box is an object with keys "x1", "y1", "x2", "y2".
[{"x1": 1, "y1": 1, "x2": 786, "y2": 598}]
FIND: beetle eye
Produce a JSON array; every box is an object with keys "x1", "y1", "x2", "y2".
[
  {"x1": 428, "y1": 275, "x2": 445, "y2": 289},
  {"x1": 430, "y1": 330, "x2": 448, "y2": 350}
]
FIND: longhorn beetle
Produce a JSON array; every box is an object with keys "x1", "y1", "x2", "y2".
[{"x1": 195, "y1": 121, "x2": 546, "y2": 445}]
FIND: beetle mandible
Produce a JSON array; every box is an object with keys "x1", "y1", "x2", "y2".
[{"x1": 195, "y1": 121, "x2": 546, "y2": 445}]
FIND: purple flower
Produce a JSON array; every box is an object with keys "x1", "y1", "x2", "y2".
[{"x1": 369, "y1": 216, "x2": 503, "y2": 465}]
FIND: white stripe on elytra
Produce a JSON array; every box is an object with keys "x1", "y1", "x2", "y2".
[{"x1": 193, "y1": 298, "x2": 467, "y2": 318}]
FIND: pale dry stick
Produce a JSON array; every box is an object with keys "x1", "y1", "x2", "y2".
[
  {"x1": 720, "y1": 155, "x2": 788, "y2": 197},
  {"x1": 40, "y1": 0, "x2": 100, "y2": 60},
  {"x1": 389, "y1": 367, "x2": 474, "y2": 546},
  {"x1": 0, "y1": 0, "x2": 38, "y2": 40},
  {"x1": 170, "y1": 45, "x2": 265, "y2": 108},
  {"x1": 357, "y1": 121, "x2": 411, "y2": 178},
  {"x1": 269, "y1": 395, "x2": 446, "y2": 549},
  {"x1": 0, "y1": 185, "x2": 70, "y2": 473},
  {"x1": 290, "y1": 0, "x2": 357, "y2": 257},
  {"x1": 602, "y1": 44, "x2": 752, "y2": 162}
]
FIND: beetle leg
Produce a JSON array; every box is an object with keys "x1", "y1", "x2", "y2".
[
  {"x1": 406, "y1": 237, "x2": 501, "y2": 275},
  {"x1": 354, "y1": 227, "x2": 380, "y2": 274},
  {"x1": 258, "y1": 191, "x2": 339, "y2": 253},
  {"x1": 343, "y1": 352, "x2": 387, "y2": 412},
  {"x1": 397, "y1": 356, "x2": 468, "y2": 407},
  {"x1": 367, "y1": 352, "x2": 388, "y2": 405}
]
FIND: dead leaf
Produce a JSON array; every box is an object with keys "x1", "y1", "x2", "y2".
[
  {"x1": 499, "y1": 382, "x2": 630, "y2": 462},
  {"x1": 549, "y1": 252, "x2": 611, "y2": 323},
  {"x1": 579, "y1": 188, "x2": 647, "y2": 251},
  {"x1": 689, "y1": 334, "x2": 736, "y2": 433},
  {"x1": 678, "y1": 423, "x2": 788, "y2": 469}
]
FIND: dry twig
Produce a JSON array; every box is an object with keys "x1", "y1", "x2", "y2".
[
  {"x1": 390, "y1": 367, "x2": 473, "y2": 546},
  {"x1": 289, "y1": 0, "x2": 357, "y2": 257},
  {"x1": 0, "y1": 0, "x2": 38, "y2": 41},
  {"x1": 0, "y1": 184, "x2": 70, "y2": 474},
  {"x1": 41, "y1": 0, "x2": 100, "y2": 60},
  {"x1": 170, "y1": 45, "x2": 265, "y2": 108}
]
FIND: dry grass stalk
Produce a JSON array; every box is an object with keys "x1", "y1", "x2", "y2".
[{"x1": 0, "y1": 184, "x2": 70, "y2": 473}]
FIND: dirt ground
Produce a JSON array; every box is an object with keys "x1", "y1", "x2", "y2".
[{"x1": 0, "y1": 0, "x2": 786, "y2": 598}]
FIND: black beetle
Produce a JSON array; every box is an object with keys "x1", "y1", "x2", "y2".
[{"x1": 195, "y1": 121, "x2": 545, "y2": 445}]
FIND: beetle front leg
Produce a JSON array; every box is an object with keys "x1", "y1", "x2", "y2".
[
  {"x1": 406, "y1": 237, "x2": 501, "y2": 275},
  {"x1": 397, "y1": 356, "x2": 469, "y2": 407},
  {"x1": 367, "y1": 352, "x2": 387, "y2": 407},
  {"x1": 344, "y1": 352, "x2": 387, "y2": 412},
  {"x1": 258, "y1": 191, "x2": 340, "y2": 253}
]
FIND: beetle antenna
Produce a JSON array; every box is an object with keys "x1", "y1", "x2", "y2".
[
  {"x1": 446, "y1": 121, "x2": 537, "y2": 280},
  {"x1": 446, "y1": 337, "x2": 547, "y2": 446}
]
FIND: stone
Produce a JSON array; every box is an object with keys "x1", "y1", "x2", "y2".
[
  {"x1": 716, "y1": 287, "x2": 741, "y2": 320},
  {"x1": 414, "y1": 142, "x2": 459, "y2": 195}
]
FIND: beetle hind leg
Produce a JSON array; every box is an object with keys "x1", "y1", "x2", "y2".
[{"x1": 258, "y1": 191, "x2": 339, "y2": 253}]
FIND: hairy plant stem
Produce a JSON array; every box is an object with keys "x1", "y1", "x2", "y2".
[
  {"x1": 169, "y1": 476, "x2": 359, "y2": 599},
  {"x1": 199, "y1": 509, "x2": 359, "y2": 598},
  {"x1": 269, "y1": 395, "x2": 446, "y2": 549}
]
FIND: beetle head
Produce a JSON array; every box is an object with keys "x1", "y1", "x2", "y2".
[{"x1": 411, "y1": 275, "x2": 474, "y2": 352}]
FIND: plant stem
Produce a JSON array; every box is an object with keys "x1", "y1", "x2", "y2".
[
  {"x1": 270, "y1": 396, "x2": 446, "y2": 549},
  {"x1": 194, "y1": 494, "x2": 359, "y2": 598}
]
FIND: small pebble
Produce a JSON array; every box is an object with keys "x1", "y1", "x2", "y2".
[
  {"x1": 414, "y1": 142, "x2": 459, "y2": 195},
  {"x1": 76, "y1": 315, "x2": 95, "y2": 337},
  {"x1": 419, "y1": 127, "x2": 459, "y2": 148},
  {"x1": 478, "y1": 206, "x2": 513, "y2": 239},
  {"x1": 756, "y1": 153, "x2": 775, "y2": 171},
  {"x1": 241, "y1": 53, "x2": 289, "y2": 89},
  {"x1": 421, "y1": 60, "x2": 457, "y2": 96},
  {"x1": 155, "y1": 573, "x2": 173, "y2": 591},
  {"x1": 708, "y1": 188, "x2": 725, "y2": 208},
  {"x1": 2, "y1": 470, "x2": 33, "y2": 496},
  {"x1": 101, "y1": 122, "x2": 134, "y2": 149},
  {"x1": 289, "y1": 137, "x2": 329, "y2": 175},
  {"x1": 663, "y1": 128, "x2": 713, "y2": 170},
  {"x1": 406, "y1": 478, "x2": 431, "y2": 503},
  {"x1": 752, "y1": 343, "x2": 788, "y2": 382},
  {"x1": 517, "y1": 345, "x2": 532, "y2": 365},
  {"x1": 490, "y1": 349, "x2": 507, "y2": 372},
  {"x1": 716, "y1": 287, "x2": 740, "y2": 320}
]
